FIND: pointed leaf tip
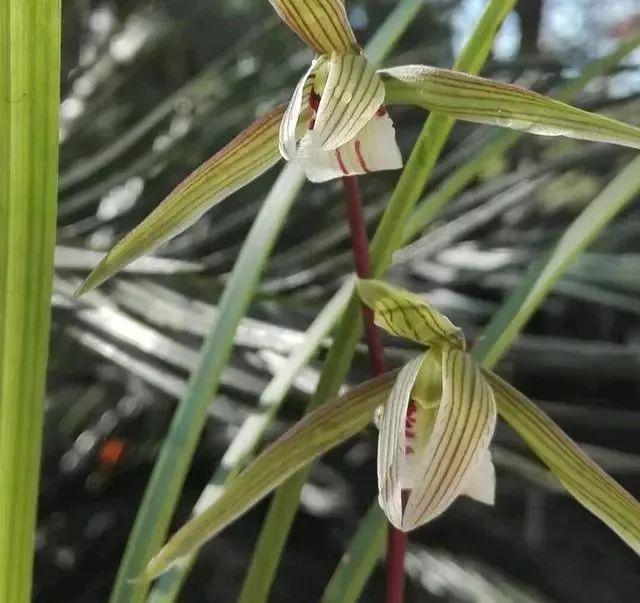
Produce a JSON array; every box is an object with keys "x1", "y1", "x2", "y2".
[{"x1": 75, "y1": 104, "x2": 285, "y2": 293}]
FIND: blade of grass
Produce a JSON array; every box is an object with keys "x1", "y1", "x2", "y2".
[
  {"x1": 474, "y1": 151, "x2": 640, "y2": 368},
  {"x1": 238, "y1": 1, "x2": 515, "y2": 601},
  {"x1": 110, "y1": 163, "x2": 305, "y2": 603},
  {"x1": 322, "y1": 112, "x2": 640, "y2": 603},
  {"x1": 0, "y1": 2, "x2": 61, "y2": 602},
  {"x1": 114, "y1": 2, "x2": 428, "y2": 602}
]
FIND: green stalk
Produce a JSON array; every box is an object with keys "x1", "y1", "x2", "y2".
[
  {"x1": 0, "y1": 2, "x2": 61, "y2": 602},
  {"x1": 114, "y1": 3, "x2": 430, "y2": 601},
  {"x1": 238, "y1": 2, "x2": 515, "y2": 601}
]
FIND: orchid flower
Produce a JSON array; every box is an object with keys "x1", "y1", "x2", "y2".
[
  {"x1": 357, "y1": 279, "x2": 640, "y2": 538},
  {"x1": 140, "y1": 278, "x2": 640, "y2": 579},
  {"x1": 76, "y1": 0, "x2": 640, "y2": 295},
  {"x1": 273, "y1": 0, "x2": 403, "y2": 182},
  {"x1": 357, "y1": 279, "x2": 497, "y2": 530}
]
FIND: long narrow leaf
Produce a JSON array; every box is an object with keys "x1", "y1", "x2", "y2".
[
  {"x1": 109, "y1": 164, "x2": 304, "y2": 603},
  {"x1": 148, "y1": 279, "x2": 354, "y2": 601},
  {"x1": 0, "y1": 2, "x2": 61, "y2": 601},
  {"x1": 474, "y1": 152, "x2": 640, "y2": 367}
]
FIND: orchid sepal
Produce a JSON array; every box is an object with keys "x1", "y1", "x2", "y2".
[
  {"x1": 381, "y1": 65, "x2": 640, "y2": 149},
  {"x1": 75, "y1": 103, "x2": 288, "y2": 296}
]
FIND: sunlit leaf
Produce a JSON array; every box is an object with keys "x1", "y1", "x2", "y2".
[
  {"x1": 382, "y1": 66, "x2": 640, "y2": 149},
  {"x1": 141, "y1": 371, "x2": 396, "y2": 580},
  {"x1": 485, "y1": 369, "x2": 640, "y2": 555},
  {"x1": 75, "y1": 104, "x2": 288, "y2": 296},
  {"x1": 357, "y1": 279, "x2": 464, "y2": 349},
  {"x1": 267, "y1": 0, "x2": 358, "y2": 54}
]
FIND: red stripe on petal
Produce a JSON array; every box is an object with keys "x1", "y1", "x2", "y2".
[
  {"x1": 335, "y1": 148, "x2": 348, "y2": 175},
  {"x1": 354, "y1": 139, "x2": 371, "y2": 173}
]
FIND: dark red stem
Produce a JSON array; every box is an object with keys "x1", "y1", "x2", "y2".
[{"x1": 341, "y1": 176, "x2": 405, "y2": 603}]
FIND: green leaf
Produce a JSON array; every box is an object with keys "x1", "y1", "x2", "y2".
[
  {"x1": 383, "y1": 66, "x2": 640, "y2": 149},
  {"x1": 141, "y1": 372, "x2": 396, "y2": 580},
  {"x1": 474, "y1": 152, "x2": 640, "y2": 368},
  {"x1": 108, "y1": 163, "x2": 306, "y2": 603},
  {"x1": 0, "y1": 2, "x2": 61, "y2": 601},
  {"x1": 267, "y1": 0, "x2": 357, "y2": 54},
  {"x1": 76, "y1": 103, "x2": 286, "y2": 296},
  {"x1": 485, "y1": 369, "x2": 640, "y2": 555},
  {"x1": 357, "y1": 279, "x2": 464, "y2": 349}
]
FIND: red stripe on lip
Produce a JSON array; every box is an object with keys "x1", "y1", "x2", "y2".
[
  {"x1": 335, "y1": 148, "x2": 348, "y2": 175},
  {"x1": 354, "y1": 139, "x2": 371, "y2": 173}
]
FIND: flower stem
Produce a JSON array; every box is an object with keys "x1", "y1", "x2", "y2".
[{"x1": 341, "y1": 176, "x2": 405, "y2": 603}]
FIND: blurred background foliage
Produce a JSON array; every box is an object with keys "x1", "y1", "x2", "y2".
[{"x1": 46, "y1": 0, "x2": 639, "y2": 601}]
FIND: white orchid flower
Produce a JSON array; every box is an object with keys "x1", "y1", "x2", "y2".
[
  {"x1": 272, "y1": 0, "x2": 402, "y2": 182},
  {"x1": 358, "y1": 279, "x2": 497, "y2": 531}
]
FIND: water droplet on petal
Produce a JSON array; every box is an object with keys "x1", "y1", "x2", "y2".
[
  {"x1": 374, "y1": 405, "x2": 384, "y2": 430},
  {"x1": 496, "y1": 108, "x2": 513, "y2": 128}
]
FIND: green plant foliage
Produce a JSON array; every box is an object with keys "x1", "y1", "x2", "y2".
[{"x1": 0, "y1": 2, "x2": 61, "y2": 601}]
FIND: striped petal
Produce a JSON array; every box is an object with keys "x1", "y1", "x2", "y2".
[
  {"x1": 297, "y1": 109, "x2": 402, "y2": 182},
  {"x1": 377, "y1": 355, "x2": 426, "y2": 528},
  {"x1": 485, "y1": 368, "x2": 640, "y2": 555},
  {"x1": 381, "y1": 65, "x2": 640, "y2": 149},
  {"x1": 75, "y1": 105, "x2": 285, "y2": 296},
  {"x1": 357, "y1": 279, "x2": 464, "y2": 349},
  {"x1": 402, "y1": 347, "x2": 497, "y2": 530},
  {"x1": 313, "y1": 52, "x2": 385, "y2": 151},
  {"x1": 142, "y1": 370, "x2": 396, "y2": 580},
  {"x1": 279, "y1": 58, "x2": 323, "y2": 161},
  {"x1": 267, "y1": 0, "x2": 357, "y2": 54}
]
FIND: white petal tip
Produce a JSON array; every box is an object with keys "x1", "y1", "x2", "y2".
[{"x1": 462, "y1": 451, "x2": 496, "y2": 506}]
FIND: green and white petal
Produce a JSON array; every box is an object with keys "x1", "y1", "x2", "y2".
[
  {"x1": 297, "y1": 110, "x2": 402, "y2": 182},
  {"x1": 377, "y1": 354, "x2": 426, "y2": 528},
  {"x1": 76, "y1": 104, "x2": 285, "y2": 296},
  {"x1": 381, "y1": 65, "x2": 640, "y2": 149},
  {"x1": 279, "y1": 57, "x2": 323, "y2": 160},
  {"x1": 313, "y1": 52, "x2": 385, "y2": 151},
  {"x1": 267, "y1": 0, "x2": 358, "y2": 55},
  {"x1": 402, "y1": 347, "x2": 497, "y2": 531},
  {"x1": 357, "y1": 279, "x2": 465, "y2": 349},
  {"x1": 142, "y1": 370, "x2": 396, "y2": 579},
  {"x1": 485, "y1": 369, "x2": 640, "y2": 555}
]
